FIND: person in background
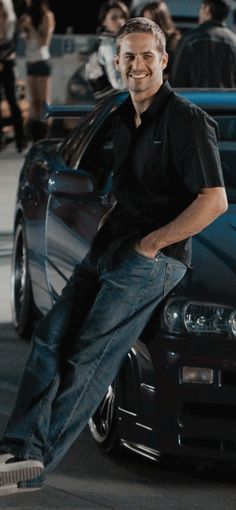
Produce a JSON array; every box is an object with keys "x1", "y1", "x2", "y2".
[
  {"x1": 0, "y1": 0, "x2": 25, "y2": 152},
  {"x1": 19, "y1": 0, "x2": 55, "y2": 141},
  {"x1": 171, "y1": 0, "x2": 236, "y2": 87},
  {"x1": 0, "y1": 17, "x2": 228, "y2": 496},
  {"x1": 86, "y1": 0, "x2": 129, "y2": 99},
  {"x1": 140, "y1": 1, "x2": 181, "y2": 80}
]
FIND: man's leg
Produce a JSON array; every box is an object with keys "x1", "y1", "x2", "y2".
[
  {"x1": 0, "y1": 250, "x2": 186, "y2": 490},
  {"x1": 0, "y1": 255, "x2": 99, "y2": 486},
  {"x1": 42, "y1": 251, "x2": 186, "y2": 472}
]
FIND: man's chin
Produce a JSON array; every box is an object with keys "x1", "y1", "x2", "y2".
[{"x1": 129, "y1": 83, "x2": 147, "y2": 94}]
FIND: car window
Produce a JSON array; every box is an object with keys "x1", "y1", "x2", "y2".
[
  {"x1": 60, "y1": 108, "x2": 101, "y2": 168},
  {"x1": 216, "y1": 115, "x2": 236, "y2": 203},
  {"x1": 75, "y1": 113, "x2": 115, "y2": 191}
]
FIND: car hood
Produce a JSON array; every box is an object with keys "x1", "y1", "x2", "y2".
[{"x1": 176, "y1": 203, "x2": 236, "y2": 305}]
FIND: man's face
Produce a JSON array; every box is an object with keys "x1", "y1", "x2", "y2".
[
  {"x1": 198, "y1": 2, "x2": 211, "y2": 23},
  {"x1": 115, "y1": 32, "x2": 168, "y2": 98}
]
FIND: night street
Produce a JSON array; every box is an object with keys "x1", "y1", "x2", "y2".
[{"x1": 1, "y1": 145, "x2": 236, "y2": 509}]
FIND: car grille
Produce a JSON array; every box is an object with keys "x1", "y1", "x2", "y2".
[
  {"x1": 177, "y1": 369, "x2": 236, "y2": 456},
  {"x1": 183, "y1": 402, "x2": 236, "y2": 420},
  {"x1": 222, "y1": 370, "x2": 236, "y2": 386},
  {"x1": 179, "y1": 436, "x2": 236, "y2": 452}
]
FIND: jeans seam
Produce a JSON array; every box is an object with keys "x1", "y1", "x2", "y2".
[
  {"x1": 129, "y1": 260, "x2": 162, "y2": 311},
  {"x1": 163, "y1": 262, "x2": 186, "y2": 297},
  {"x1": 22, "y1": 375, "x2": 59, "y2": 459}
]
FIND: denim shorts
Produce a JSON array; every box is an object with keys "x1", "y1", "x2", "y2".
[{"x1": 26, "y1": 60, "x2": 51, "y2": 77}]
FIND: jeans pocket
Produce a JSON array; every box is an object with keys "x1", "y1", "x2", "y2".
[
  {"x1": 164, "y1": 260, "x2": 186, "y2": 296},
  {"x1": 97, "y1": 251, "x2": 110, "y2": 275},
  {"x1": 131, "y1": 249, "x2": 160, "y2": 263},
  {"x1": 97, "y1": 254, "x2": 105, "y2": 274}
]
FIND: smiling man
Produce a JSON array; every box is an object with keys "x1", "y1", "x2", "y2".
[{"x1": 0, "y1": 17, "x2": 228, "y2": 496}]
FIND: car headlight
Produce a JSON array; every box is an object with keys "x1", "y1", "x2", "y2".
[{"x1": 163, "y1": 298, "x2": 236, "y2": 338}]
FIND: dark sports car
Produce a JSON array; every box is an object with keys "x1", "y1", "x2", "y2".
[{"x1": 11, "y1": 89, "x2": 236, "y2": 464}]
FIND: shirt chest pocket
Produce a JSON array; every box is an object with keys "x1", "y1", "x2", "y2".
[{"x1": 148, "y1": 139, "x2": 163, "y2": 156}]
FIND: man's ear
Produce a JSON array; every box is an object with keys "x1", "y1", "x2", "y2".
[
  {"x1": 161, "y1": 52, "x2": 169, "y2": 70},
  {"x1": 114, "y1": 55, "x2": 120, "y2": 71}
]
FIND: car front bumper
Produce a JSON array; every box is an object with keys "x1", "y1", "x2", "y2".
[{"x1": 118, "y1": 332, "x2": 236, "y2": 462}]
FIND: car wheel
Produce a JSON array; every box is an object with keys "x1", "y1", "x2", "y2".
[
  {"x1": 11, "y1": 219, "x2": 37, "y2": 339},
  {"x1": 88, "y1": 380, "x2": 120, "y2": 453}
]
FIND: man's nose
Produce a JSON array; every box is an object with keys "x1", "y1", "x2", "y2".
[{"x1": 131, "y1": 56, "x2": 145, "y2": 68}]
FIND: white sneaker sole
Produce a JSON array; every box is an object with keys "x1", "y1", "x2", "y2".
[
  {"x1": 0, "y1": 459, "x2": 44, "y2": 487},
  {"x1": 0, "y1": 483, "x2": 42, "y2": 496}
]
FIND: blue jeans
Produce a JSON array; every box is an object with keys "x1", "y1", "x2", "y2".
[{"x1": 0, "y1": 249, "x2": 186, "y2": 487}]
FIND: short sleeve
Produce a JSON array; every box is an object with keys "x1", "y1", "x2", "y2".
[{"x1": 170, "y1": 105, "x2": 225, "y2": 194}]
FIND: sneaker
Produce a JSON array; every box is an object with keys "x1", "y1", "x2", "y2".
[
  {"x1": 0, "y1": 454, "x2": 44, "y2": 487},
  {"x1": 0, "y1": 482, "x2": 42, "y2": 496}
]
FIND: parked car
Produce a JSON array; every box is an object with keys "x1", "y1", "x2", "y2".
[{"x1": 11, "y1": 89, "x2": 236, "y2": 464}]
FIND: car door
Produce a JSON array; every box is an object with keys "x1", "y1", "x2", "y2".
[{"x1": 45, "y1": 112, "x2": 115, "y2": 302}]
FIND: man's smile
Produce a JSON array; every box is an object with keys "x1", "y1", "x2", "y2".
[{"x1": 128, "y1": 72, "x2": 149, "y2": 78}]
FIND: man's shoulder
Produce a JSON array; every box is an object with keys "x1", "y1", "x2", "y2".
[
  {"x1": 217, "y1": 25, "x2": 236, "y2": 44},
  {"x1": 179, "y1": 22, "x2": 236, "y2": 46},
  {"x1": 202, "y1": 23, "x2": 236, "y2": 44},
  {"x1": 177, "y1": 26, "x2": 203, "y2": 47},
  {"x1": 167, "y1": 91, "x2": 216, "y2": 126},
  {"x1": 169, "y1": 91, "x2": 202, "y2": 113}
]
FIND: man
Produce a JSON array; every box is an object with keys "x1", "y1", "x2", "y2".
[
  {"x1": 0, "y1": 17, "x2": 227, "y2": 495},
  {"x1": 171, "y1": 0, "x2": 236, "y2": 87}
]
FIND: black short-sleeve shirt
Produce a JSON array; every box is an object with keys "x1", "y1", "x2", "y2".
[{"x1": 91, "y1": 81, "x2": 225, "y2": 268}]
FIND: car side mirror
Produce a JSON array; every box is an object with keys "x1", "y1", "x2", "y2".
[{"x1": 48, "y1": 169, "x2": 94, "y2": 197}]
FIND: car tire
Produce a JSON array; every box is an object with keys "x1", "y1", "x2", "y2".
[
  {"x1": 11, "y1": 219, "x2": 38, "y2": 339},
  {"x1": 88, "y1": 379, "x2": 120, "y2": 454}
]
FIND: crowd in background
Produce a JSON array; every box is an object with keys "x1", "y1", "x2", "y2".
[
  {"x1": 0, "y1": 0, "x2": 236, "y2": 149},
  {"x1": 0, "y1": 0, "x2": 55, "y2": 147},
  {"x1": 89, "y1": 0, "x2": 236, "y2": 95}
]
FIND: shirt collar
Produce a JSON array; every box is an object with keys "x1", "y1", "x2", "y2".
[
  {"x1": 140, "y1": 80, "x2": 173, "y2": 122},
  {"x1": 200, "y1": 19, "x2": 226, "y2": 29},
  {"x1": 118, "y1": 81, "x2": 173, "y2": 128}
]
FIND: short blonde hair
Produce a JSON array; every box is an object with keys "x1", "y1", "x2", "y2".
[{"x1": 116, "y1": 17, "x2": 166, "y2": 54}]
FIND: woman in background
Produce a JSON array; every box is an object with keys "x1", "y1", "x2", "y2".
[
  {"x1": 140, "y1": 1, "x2": 181, "y2": 80},
  {"x1": 19, "y1": 0, "x2": 55, "y2": 140},
  {"x1": 0, "y1": 0, "x2": 25, "y2": 152},
  {"x1": 86, "y1": 0, "x2": 129, "y2": 99}
]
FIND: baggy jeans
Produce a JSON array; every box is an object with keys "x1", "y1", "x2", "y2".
[{"x1": 0, "y1": 249, "x2": 186, "y2": 486}]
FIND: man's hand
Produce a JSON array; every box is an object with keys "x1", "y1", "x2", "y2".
[
  {"x1": 134, "y1": 233, "x2": 161, "y2": 259},
  {"x1": 134, "y1": 187, "x2": 228, "y2": 258}
]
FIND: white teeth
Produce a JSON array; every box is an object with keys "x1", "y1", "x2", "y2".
[{"x1": 130, "y1": 74, "x2": 147, "y2": 78}]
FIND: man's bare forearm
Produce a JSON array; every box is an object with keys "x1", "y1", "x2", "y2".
[{"x1": 135, "y1": 187, "x2": 228, "y2": 258}]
